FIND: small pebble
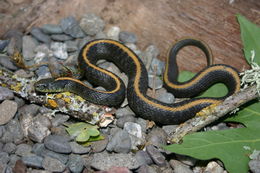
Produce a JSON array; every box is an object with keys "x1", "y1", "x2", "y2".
[
  {"x1": 137, "y1": 165, "x2": 158, "y2": 173},
  {"x1": 0, "y1": 152, "x2": 10, "y2": 164},
  {"x1": 135, "y1": 150, "x2": 153, "y2": 165},
  {"x1": 162, "y1": 125, "x2": 178, "y2": 136},
  {"x1": 124, "y1": 122, "x2": 142, "y2": 138},
  {"x1": 249, "y1": 159, "x2": 260, "y2": 173},
  {"x1": 146, "y1": 145, "x2": 167, "y2": 167},
  {"x1": 119, "y1": 31, "x2": 137, "y2": 43},
  {"x1": 65, "y1": 40, "x2": 78, "y2": 52},
  {"x1": 90, "y1": 135, "x2": 109, "y2": 153},
  {"x1": 0, "y1": 40, "x2": 9, "y2": 52},
  {"x1": 21, "y1": 154, "x2": 43, "y2": 169},
  {"x1": 60, "y1": 16, "x2": 85, "y2": 38},
  {"x1": 115, "y1": 107, "x2": 135, "y2": 118},
  {"x1": 15, "y1": 144, "x2": 32, "y2": 157},
  {"x1": 204, "y1": 161, "x2": 224, "y2": 173},
  {"x1": 22, "y1": 35, "x2": 38, "y2": 60},
  {"x1": 0, "y1": 100, "x2": 18, "y2": 125},
  {"x1": 106, "y1": 129, "x2": 131, "y2": 153},
  {"x1": 50, "y1": 42, "x2": 68, "y2": 59},
  {"x1": 44, "y1": 135, "x2": 72, "y2": 154},
  {"x1": 35, "y1": 66, "x2": 52, "y2": 79},
  {"x1": 79, "y1": 13, "x2": 105, "y2": 36},
  {"x1": 42, "y1": 156, "x2": 66, "y2": 172},
  {"x1": 107, "y1": 26, "x2": 120, "y2": 40},
  {"x1": 41, "y1": 24, "x2": 63, "y2": 34},
  {"x1": 0, "y1": 87, "x2": 14, "y2": 101},
  {"x1": 70, "y1": 142, "x2": 91, "y2": 154},
  {"x1": 9, "y1": 154, "x2": 21, "y2": 167},
  {"x1": 148, "y1": 75, "x2": 163, "y2": 90},
  {"x1": 170, "y1": 160, "x2": 193, "y2": 173},
  {"x1": 0, "y1": 55, "x2": 18, "y2": 71},
  {"x1": 51, "y1": 34, "x2": 73, "y2": 41},
  {"x1": 3, "y1": 142, "x2": 17, "y2": 154},
  {"x1": 116, "y1": 115, "x2": 136, "y2": 128},
  {"x1": 51, "y1": 113, "x2": 70, "y2": 127},
  {"x1": 149, "y1": 57, "x2": 165, "y2": 76},
  {"x1": 155, "y1": 88, "x2": 175, "y2": 104},
  {"x1": 141, "y1": 45, "x2": 159, "y2": 69},
  {"x1": 67, "y1": 154, "x2": 85, "y2": 173},
  {"x1": 146, "y1": 128, "x2": 167, "y2": 147},
  {"x1": 30, "y1": 28, "x2": 51, "y2": 43}
]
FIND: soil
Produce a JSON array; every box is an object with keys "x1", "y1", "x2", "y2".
[{"x1": 1, "y1": 0, "x2": 260, "y2": 72}]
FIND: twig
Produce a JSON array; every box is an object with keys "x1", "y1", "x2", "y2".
[
  {"x1": 168, "y1": 84, "x2": 259, "y2": 144},
  {"x1": 0, "y1": 67, "x2": 111, "y2": 125}
]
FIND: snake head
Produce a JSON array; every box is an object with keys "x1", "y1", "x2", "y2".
[{"x1": 34, "y1": 78, "x2": 59, "y2": 93}]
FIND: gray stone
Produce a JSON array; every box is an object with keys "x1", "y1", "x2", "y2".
[
  {"x1": 119, "y1": 31, "x2": 137, "y2": 43},
  {"x1": 169, "y1": 160, "x2": 193, "y2": 173},
  {"x1": 0, "y1": 55, "x2": 18, "y2": 71},
  {"x1": 65, "y1": 40, "x2": 78, "y2": 52},
  {"x1": 146, "y1": 145, "x2": 166, "y2": 167},
  {"x1": 204, "y1": 161, "x2": 224, "y2": 173},
  {"x1": 0, "y1": 152, "x2": 10, "y2": 164},
  {"x1": 0, "y1": 87, "x2": 14, "y2": 101},
  {"x1": 0, "y1": 40, "x2": 9, "y2": 52},
  {"x1": 51, "y1": 113, "x2": 70, "y2": 127},
  {"x1": 0, "y1": 100, "x2": 17, "y2": 125},
  {"x1": 141, "y1": 45, "x2": 159, "y2": 69},
  {"x1": 32, "y1": 143, "x2": 69, "y2": 164},
  {"x1": 4, "y1": 119, "x2": 24, "y2": 144},
  {"x1": 15, "y1": 144, "x2": 32, "y2": 157},
  {"x1": 135, "y1": 150, "x2": 153, "y2": 165},
  {"x1": 146, "y1": 128, "x2": 167, "y2": 147},
  {"x1": 148, "y1": 75, "x2": 163, "y2": 90},
  {"x1": 60, "y1": 16, "x2": 85, "y2": 38},
  {"x1": 124, "y1": 122, "x2": 143, "y2": 139},
  {"x1": 90, "y1": 135, "x2": 109, "y2": 153},
  {"x1": 3, "y1": 142, "x2": 16, "y2": 154},
  {"x1": 5, "y1": 30, "x2": 23, "y2": 56},
  {"x1": 89, "y1": 152, "x2": 141, "y2": 170},
  {"x1": 30, "y1": 28, "x2": 51, "y2": 43},
  {"x1": 162, "y1": 125, "x2": 178, "y2": 136},
  {"x1": 249, "y1": 159, "x2": 260, "y2": 173},
  {"x1": 67, "y1": 154, "x2": 85, "y2": 173},
  {"x1": 175, "y1": 154, "x2": 197, "y2": 167},
  {"x1": 149, "y1": 57, "x2": 165, "y2": 76},
  {"x1": 155, "y1": 88, "x2": 175, "y2": 104},
  {"x1": 79, "y1": 13, "x2": 105, "y2": 36},
  {"x1": 41, "y1": 24, "x2": 63, "y2": 34},
  {"x1": 106, "y1": 129, "x2": 131, "y2": 153},
  {"x1": 136, "y1": 118, "x2": 148, "y2": 133},
  {"x1": 21, "y1": 154, "x2": 43, "y2": 169},
  {"x1": 44, "y1": 135, "x2": 72, "y2": 154},
  {"x1": 51, "y1": 34, "x2": 73, "y2": 41},
  {"x1": 70, "y1": 142, "x2": 91, "y2": 154},
  {"x1": 95, "y1": 32, "x2": 107, "y2": 39},
  {"x1": 115, "y1": 107, "x2": 135, "y2": 118},
  {"x1": 116, "y1": 115, "x2": 136, "y2": 128},
  {"x1": 0, "y1": 142, "x2": 4, "y2": 151},
  {"x1": 0, "y1": 163, "x2": 7, "y2": 173},
  {"x1": 50, "y1": 42, "x2": 68, "y2": 59},
  {"x1": 9, "y1": 154, "x2": 20, "y2": 167},
  {"x1": 18, "y1": 104, "x2": 40, "y2": 117},
  {"x1": 35, "y1": 66, "x2": 51, "y2": 79},
  {"x1": 137, "y1": 165, "x2": 158, "y2": 173},
  {"x1": 22, "y1": 35, "x2": 38, "y2": 60},
  {"x1": 107, "y1": 26, "x2": 120, "y2": 40},
  {"x1": 14, "y1": 97, "x2": 25, "y2": 108},
  {"x1": 42, "y1": 156, "x2": 66, "y2": 172}
]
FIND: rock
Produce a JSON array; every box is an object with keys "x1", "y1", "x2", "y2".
[
  {"x1": 146, "y1": 145, "x2": 166, "y2": 167},
  {"x1": 15, "y1": 144, "x2": 32, "y2": 157},
  {"x1": 5, "y1": 30, "x2": 23, "y2": 56},
  {"x1": 0, "y1": 40, "x2": 9, "y2": 52},
  {"x1": 0, "y1": 87, "x2": 14, "y2": 101},
  {"x1": 14, "y1": 97, "x2": 25, "y2": 108},
  {"x1": 136, "y1": 165, "x2": 158, "y2": 173},
  {"x1": 95, "y1": 32, "x2": 107, "y2": 39},
  {"x1": 0, "y1": 152, "x2": 10, "y2": 164},
  {"x1": 60, "y1": 16, "x2": 85, "y2": 38},
  {"x1": 70, "y1": 142, "x2": 91, "y2": 154},
  {"x1": 13, "y1": 160, "x2": 27, "y2": 173},
  {"x1": 0, "y1": 55, "x2": 18, "y2": 71},
  {"x1": 65, "y1": 40, "x2": 78, "y2": 52},
  {"x1": 204, "y1": 161, "x2": 224, "y2": 173},
  {"x1": 0, "y1": 163, "x2": 7, "y2": 173},
  {"x1": 97, "y1": 166, "x2": 132, "y2": 173},
  {"x1": 146, "y1": 128, "x2": 167, "y2": 147},
  {"x1": 0, "y1": 100, "x2": 17, "y2": 125},
  {"x1": 51, "y1": 34, "x2": 73, "y2": 41},
  {"x1": 149, "y1": 57, "x2": 165, "y2": 76},
  {"x1": 21, "y1": 154, "x2": 43, "y2": 169},
  {"x1": 44, "y1": 135, "x2": 71, "y2": 154},
  {"x1": 107, "y1": 26, "x2": 120, "y2": 40},
  {"x1": 41, "y1": 24, "x2": 63, "y2": 34},
  {"x1": 88, "y1": 152, "x2": 141, "y2": 170},
  {"x1": 42, "y1": 156, "x2": 66, "y2": 172},
  {"x1": 125, "y1": 43, "x2": 142, "y2": 55},
  {"x1": 50, "y1": 42, "x2": 68, "y2": 59},
  {"x1": 30, "y1": 28, "x2": 51, "y2": 43},
  {"x1": 18, "y1": 104, "x2": 40, "y2": 117},
  {"x1": 119, "y1": 31, "x2": 137, "y2": 43},
  {"x1": 115, "y1": 107, "x2": 135, "y2": 118},
  {"x1": 249, "y1": 159, "x2": 260, "y2": 173},
  {"x1": 67, "y1": 154, "x2": 85, "y2": 173},
  {"x1": 116, "y1": 115, "x2": 136, "y2": 128},
  {"x1": 32, "y1": 143, "x2": 69, "y2": 164},
  {"x1": 35, "y1": 66, "x2": 51, "y2": 79},
  {"x1": 136, "y1": 118, "x2": 148, "y2": 133},
  {"x1": 155, "y1": 88, "x2": 175, "y2": 104},
  {"x1": 27, "y1": 115, "x2": 51, "y2": 143},
  {"x1": 51, "y1": 113, "x2": 70, "y2": 127},
  {"x1": 79, "y1": 13, "x2": 105, "y2": 36},
  {"x1": 3, "y1": 142, "x2": 16, "y2": 154},
  {"x1": 22, "y1": 35, "x2": 38, "y2": 60},
  {"x1": 162, "y1": 125, "x2": 178, "y2": 136},
  {"x1": 140, "y1": 45, "x2": 159, "y2": 69},
  {"x1": 3, "y1": 119, "x2": 24, "y2": 144},
  {"x1": 90, "y1": 135, "x2": 109, "y2": 153},
  {"x1": 169, "y1": 160, "x2": 193, "y2": 173},
  {"x1": 175, "y1": 154, "x2": 197, "y2": 167},
  {"x1": 148, "y1": 75, "x2": 163, "y2": 90},
  {"x1": 106, "y1": 129, "x2": 131, "y2": 153},
  {"x1": 135, "y1": 150, "x2": 153, "y2": 165},
  {"x1": 123, "y1": 122, "x2": 145, "y2": 150},
  {"x1": 9, "y1": 154, "x2": 21, "y2": 167}
]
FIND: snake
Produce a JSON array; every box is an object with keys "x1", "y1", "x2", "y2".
[{"x1": 34, "y1": 38, "x2": 240, "y2": 125}]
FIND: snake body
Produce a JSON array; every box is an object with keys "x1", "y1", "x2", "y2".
[{"x1": 35, "y1": 39, "x2": 240, "y2": 125}]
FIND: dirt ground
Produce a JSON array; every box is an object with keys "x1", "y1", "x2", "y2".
[{"x1": 1, "y1": 0, "x2": 260, "y2": 72}]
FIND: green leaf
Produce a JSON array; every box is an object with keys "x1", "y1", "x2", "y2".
[
  {"x1": 237, "y1": 14, "x2": 260, "y2": 64},
  {"x1": 178, "y1": 71, "x2": 228, "y2": 97},
  {"x1": 76, "y1": 129, "x2": 90, "y2": 142},
  {"x1": 87, "y1": 128, "x2": 100, "y2": 137},
  {"x1": 164, "y1": 101, "x2": 260, "y2": 173}
]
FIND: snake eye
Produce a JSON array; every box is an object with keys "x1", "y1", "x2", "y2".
[{"x1": 34, "y1": 78, "x2": 55, "y2": 92}]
